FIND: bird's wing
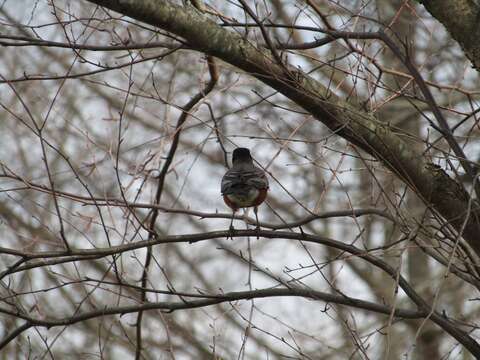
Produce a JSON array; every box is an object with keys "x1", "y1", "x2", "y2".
[{"x1": 221, "y1": 166, "x2": 268, "y2": 194}]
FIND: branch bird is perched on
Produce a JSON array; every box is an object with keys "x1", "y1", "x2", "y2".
[{"x1": 221, "y1": 148, "x2": 269, "y2": 233}]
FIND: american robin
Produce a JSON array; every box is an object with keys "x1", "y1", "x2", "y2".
[{"x1": 221, "y1": 147, "x2": 269, "y2": 232}]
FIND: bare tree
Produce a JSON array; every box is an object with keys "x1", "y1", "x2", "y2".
[{"x1": 1, "y1": 0, "x2": 480, "y2": 359}]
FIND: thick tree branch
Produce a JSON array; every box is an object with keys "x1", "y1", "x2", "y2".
[
  {"x1": 420, "y1": 0, "x2": 480, "y2": 72},
  {"x1": 81, "y1": 0, "x2": 480, "y2": 256}
]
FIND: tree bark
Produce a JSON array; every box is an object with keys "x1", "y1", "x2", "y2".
[{"x1": 420, "y1": 0, "x2": 480, "y2": 72}]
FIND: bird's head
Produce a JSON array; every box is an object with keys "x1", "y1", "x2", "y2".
[{"x1": 232, "y1": 147, "x2": 252, "y2": 164}]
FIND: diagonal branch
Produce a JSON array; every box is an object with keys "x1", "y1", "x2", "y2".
[
  {"x1": 82, "y1": 0, "x2": 480, "y2": 255},
  {"x1": 135, "y1": 53, "x2": 218, "y2": 358}
]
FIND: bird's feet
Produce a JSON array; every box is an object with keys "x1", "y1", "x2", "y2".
[
  {"x1": 254, "y1": 225, "x2": 261, "y2": 239},
  {"x1": 227, "y1": 225, "x2": 235, "y2": 240}
]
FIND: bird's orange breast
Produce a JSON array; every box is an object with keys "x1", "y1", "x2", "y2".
[{"x1": 223, "y1": 188, "x2": 268, "y2": 210}]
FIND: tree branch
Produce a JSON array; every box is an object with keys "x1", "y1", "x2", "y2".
[
  {"x1": 420, "y1": 0, "x2": 480, "y2": 72},
  {"x1": 0, "y1": 286, "x2": 424, "y2": 349},
  {"x1": 82, "y1": 0, "x2": 480, "y2": 255},
  {"x1": 1, "y1": 226, "x2": 479, "y2": 353}
]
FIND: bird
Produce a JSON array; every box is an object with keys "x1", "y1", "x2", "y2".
[{"x1": 221, "y1": 147, "x2": 269, "y2": 234}]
